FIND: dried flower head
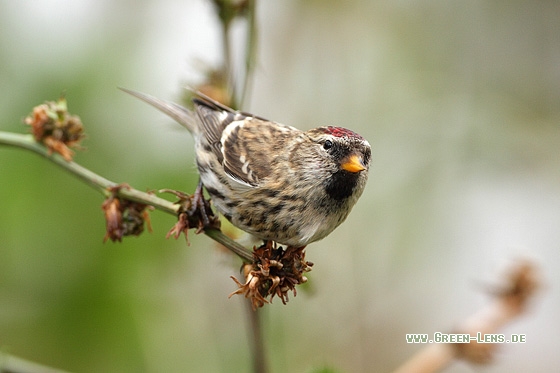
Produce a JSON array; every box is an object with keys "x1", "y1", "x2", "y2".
[
  {"x1": 212, "y1": 0, "x2": 250, "y2": 28},
  {"x1": 190, "y1": 69, "x2": 232, "y2": 109},
  {"x1": 25, "y1": 97, "x2": 85, "y2": 161},
  {"x1": 453, "y1": 260, "x2": 542, "y2": 365},
  {"x1": 102, "y1": 185, "x2": 153, "y2": 242},
  {"x1": 499, "y1": 260, "x2": 540, "y2": 313},
  {"x1": 229, "y1": 241, "x2": 313, "y2": 309}
]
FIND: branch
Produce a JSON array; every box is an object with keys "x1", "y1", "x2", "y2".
[
  {"x1": 0, "y1": 351, "x2": 69, "y2": 373},
  {"x1": 0, "y1": 131, "x2": 253, "y2": 262},
  {"x1": 394, "y1": 259, "x2": 542, "y2": 373},
  {"x1": 239, "y1": 0, "x2": 258, "y2": 108}
]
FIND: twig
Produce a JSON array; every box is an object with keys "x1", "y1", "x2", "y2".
[
  {"x1": 393, "y1": 260, "x2": 541, "y2": 373},
  {"x1": 239, "y1": 0, "x2": 258, "y2": 108},
  {"x1": 0, "y1": 131, "x2": 253, "y2": 262},
  {"x1": 245, "y1": 301, "x2": 268, "y2": 373},
  {"x1": 209, "y1": 2, "x2": 268, "y2": 373},
  {"x1": 0, "y1": 133, "x2": 115, "y2": 196},
  {"x1": 204, "y1": 228, "x2": 253, "y2": 262},
  {"x1": 0, "y1": 351, "x2": 69, "y2": 373}
]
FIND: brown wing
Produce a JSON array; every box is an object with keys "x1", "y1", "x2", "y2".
[
  {"x1": 222, "y1": 118, "x2": 298, "y2": 187},
  {"x1": 194, "y1": 97, "x2": 242, "y2": 164},
  {"x1": 193, "y1": 96, "x2": 297, "y2": 187}
]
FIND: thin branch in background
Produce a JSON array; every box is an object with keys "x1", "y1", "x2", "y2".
[
  {"x1": 208, "y1": 2, "x2": 268, "y2": 373},
  {"x1": 239, "y1": 0, "x2": 257, "y2": 108},
  {"x1": 0, "y1": 352, "x2": 70, "y2": 373},
  {"x1": 393, "y1": 259, "x2": 542, "y2": 373},
  {"x1": 209, "y1": 0, "x2": 256, "y2": 109},
  {"x1": 246, "y1": 301, "x2": 268, "y2": 373}
]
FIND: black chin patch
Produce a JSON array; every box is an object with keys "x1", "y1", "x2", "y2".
[{"x1": 324, "y1": 170, "x2": 360, "y2": 201}]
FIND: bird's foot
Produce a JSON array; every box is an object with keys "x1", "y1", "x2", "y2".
[{"x1": 161, "y1": 185, "x2": 221, "y2": 243}]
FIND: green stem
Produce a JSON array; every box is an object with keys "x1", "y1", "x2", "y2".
[
  {"x1": 239, "y1": 0, "x2": 258, "y2": 108},
  {"x1": 205, "y1": 228, "x2": 253, "y2": 262},
  {"x1": 0, "y1": 350, "x2": 69, "y2": 373},
  {"x1": 1, "y1": 132, "x2": 113, "y2": 194},
  {"x1": 221, "y1": 17, "x2": 236, "y2": 108},
  {"x1": 246, "y1": 305, "x2": 268, "y2": 373},
  {"x1": 0, "y1": 131, "x2": 253, "y2": 262}
]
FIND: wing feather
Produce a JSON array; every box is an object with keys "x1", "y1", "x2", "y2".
[
  {"x1": 193, "y1": 96, "x2": 283, "y2": 187},
  {"x1": 220, "y1": 118, "x2": 297, "y2": 187}
]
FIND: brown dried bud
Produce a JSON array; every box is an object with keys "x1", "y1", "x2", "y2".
[
  {"x1": 229, "y1": 241, "x2": 313, "y2": 309},
  {"x1": 212, "y1": 0, "x2": 250, "y2": 28},
  {"x1": 102, "y1": 197, "x2": 123, "y2": 242},
  {"x1": 184, "y1": 67, "x2": 232, "y2": 108},
  {"x1": 499, "y1": 260, "x2": 540, "y2": 314},
  {"x1": 25, "y1": 98, "x2": 85, "y2": 161},
  {"x1": 102, "y1": 185, "x2": 153, "y2": 242}
]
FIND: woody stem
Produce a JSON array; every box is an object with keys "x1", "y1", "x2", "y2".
[{"x1": 0, "y1": 131, "x2": 253, "y2": 262}]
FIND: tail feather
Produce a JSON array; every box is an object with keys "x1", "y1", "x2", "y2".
[{"x1": 119, "y1": 87, "x2": 197, "y2": 133}]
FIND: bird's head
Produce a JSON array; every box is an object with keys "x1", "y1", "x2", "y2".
[{"x1": 292, "y1": 126, "x2": 371, "y2": 201}]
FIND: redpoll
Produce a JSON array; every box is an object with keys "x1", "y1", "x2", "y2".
[{"x1": 121, "y1": 89, "x2": 371, "y2": 247}]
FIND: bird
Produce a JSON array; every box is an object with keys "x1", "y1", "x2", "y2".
[{"x1": 121, "y1": 88, "x2": 371, "y2": 248}]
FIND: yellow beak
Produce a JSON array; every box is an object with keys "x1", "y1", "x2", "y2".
[{"x1": 341, "y1": 154, "x2": 366, "y2": 173}]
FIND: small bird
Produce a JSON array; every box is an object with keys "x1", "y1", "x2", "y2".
[{"x1": 121, "y1": 88, "x2": 371, "y2": 247}]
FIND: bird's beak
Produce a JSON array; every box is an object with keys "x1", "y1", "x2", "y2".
[{"x1": 340, "y1": 154, "x2": 366, "y2": 173}]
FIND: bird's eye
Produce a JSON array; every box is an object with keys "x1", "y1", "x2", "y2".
[{"x1": 323, "y1": 140, "x2": 333, "y2": 150}]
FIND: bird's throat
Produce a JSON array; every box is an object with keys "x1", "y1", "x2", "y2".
[{"x1": 324, "y1": 170, "x2": 360, "y2": 201}]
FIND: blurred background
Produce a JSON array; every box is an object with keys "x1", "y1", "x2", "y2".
[{"x1": 1, "y1": 1, "x2": 559, "y2": 372}]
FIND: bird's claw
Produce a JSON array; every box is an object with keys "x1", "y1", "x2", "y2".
[{"x1": 161, "y1": 184, "x2": 221, "y2": 243}]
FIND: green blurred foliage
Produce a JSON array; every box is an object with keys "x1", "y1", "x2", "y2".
[{"x1": 1, "y1": 1, "x2": 560, "y2": 372}]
